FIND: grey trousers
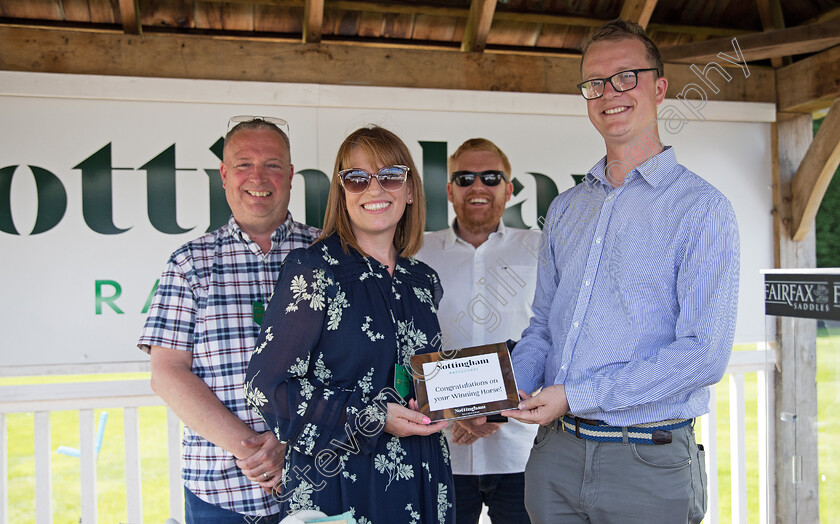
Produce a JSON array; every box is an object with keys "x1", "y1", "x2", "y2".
[{"x1": 524, "y1": 420, "x2": 706, "y2": 524}]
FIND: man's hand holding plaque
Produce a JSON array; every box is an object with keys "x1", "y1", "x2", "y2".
[{"x1": 409, "y1": 342, "x2": 521, "y2": 422}]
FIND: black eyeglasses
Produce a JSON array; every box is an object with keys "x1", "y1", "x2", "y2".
[
  {"x1": 451, "y1": 170, "x2": 507, "y2": 187},
  {"x1": 338, "y1": 165, "x2": 409, "y2": 194},
  {"x1": 576, "y1": 68, "x2": 659, "y2": 100}
]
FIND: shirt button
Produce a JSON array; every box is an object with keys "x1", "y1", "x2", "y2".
[
  {"x1": 596, "y1": 237, "x2": 602, "y2": 244},
  {"x1": 606, "y1": 194, "x2": 614, "y2": 201},
  {"x1": 561, "y1": 365, "x2": 567, "y2": 371},
  {"x1": 573, "y1": 321, "x2": 579, "y2": 328},
  {"x1": 585, "y1": 280, "x2": 590, "y2": 286}
]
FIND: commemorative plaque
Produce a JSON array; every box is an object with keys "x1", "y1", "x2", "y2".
[{"x1": 410, "y1": 342, "x2": 521, "y2": 421}]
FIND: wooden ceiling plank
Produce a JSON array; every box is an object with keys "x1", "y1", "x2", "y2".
[
  {"x1": 660, "y1": 20, "x2": 840, "y2": 64},
  {"x1": 88, "y1": 0, "x2": 118, "y2": 25},
  {"x1": 140, "y1": 0, "x2": 193, "y2": 30},
  {"x1": 193, "y1": 2, "x2": 219, "y2": 30},
  {"x1": 118, "y1": 0, "x2": 141, "y2": 35},
  {"x1": 619, "y1": 0, "x2": 658, "y2": 30},
  {"x1": 356, "y1": 11, "x2": 382, "y2": 39},
  {"x1": 0, "y1": 1, "x2": 64, "y2": 19},
  {"x1": 790, "y1": 98, "x2": 840, "y2": 241},
  {"x1": 411, "y1": 14, "x2": 458, "y2": 43},
  {"x1": 535, "y1": 23, "x2": 571, "y2": 49},
  {"x1": 221, "y1": 3, "x2": 254, "y2": 32},
  {"x1": 380, "y1": 12, "x2": 415, "y2": 40},
  {"x1": 61, "y1": 1, "x2": 92, "y2": 23},
  {"x1": 0, "y1": 24, "x2": 775, "y2": 104},
  {"x1": 191, "y1": 0, "x2": 757, "y2": 38},
  {"x1": 462, "y1": 0, "x2": 497, "y2": 52},
  {"x1": 255, "y1": 6, "x2": 303, "y2": 34},
  {"x1": 487, "y1": 20, "x2": 538, "y2": 48},
  {"x1": 304, "y1": 0, "x2": 325, "y2": 43},
  {"x1": 777, "y1": 45, "x2": 840, "y2": 113},
  {"x1": 755, "y1": 0, "x2": 785, "y2": 67}
]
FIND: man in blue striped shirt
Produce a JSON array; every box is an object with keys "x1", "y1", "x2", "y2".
[{"x1": 503, "y1": 19, "x2": 740, "y2": 523}]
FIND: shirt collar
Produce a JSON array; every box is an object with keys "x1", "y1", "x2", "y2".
[
  {"x1": 444, "y1": 218, "x2": 506, "y2": 249},
  {"x1": 228, "y1": 212, "x2": 294, "y2": 249},
  {"x1": 587, "y1": 146, "x2": 677, "y2": 189}
]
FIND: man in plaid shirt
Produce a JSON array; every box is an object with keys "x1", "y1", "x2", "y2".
[{"x1": 139, "y1": 117, "x2": 320, "y2": 522}]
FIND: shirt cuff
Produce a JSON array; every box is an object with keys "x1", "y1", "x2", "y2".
[{"x1": 564, "y1": 379, "x2": 598, "y2": 418}]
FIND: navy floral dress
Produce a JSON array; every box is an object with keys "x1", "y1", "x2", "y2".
[{"x1": 245, "y1": 234, "x2": 455, "y2": 523}]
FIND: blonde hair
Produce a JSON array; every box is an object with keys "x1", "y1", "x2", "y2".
[
  {"x1": 448, "y1": 138, "x2": 511, "y2": 179},
  {"x1": 318, "y1": 126, "x2": 426, "y2": 257}
]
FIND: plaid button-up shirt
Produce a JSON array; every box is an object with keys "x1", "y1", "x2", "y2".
[{"x1": 139, "y1": 213, "x2": 320, "y2": 516}]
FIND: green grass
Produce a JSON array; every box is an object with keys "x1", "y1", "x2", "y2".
[{"x1": 3, "y1": 334, "x2": 840, "y2": 522}]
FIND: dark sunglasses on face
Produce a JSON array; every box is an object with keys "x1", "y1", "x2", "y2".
[
  {"x1": 338, "y1": 165, "x2": 409, "y2": 194},
  {"x1": 451, "y1": 170, "x2": 507, "y2": 187}
]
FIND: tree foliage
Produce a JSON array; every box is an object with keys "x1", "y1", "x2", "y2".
[{"x1": 815, "y1": 116, "x2": 840, "y2": 268}]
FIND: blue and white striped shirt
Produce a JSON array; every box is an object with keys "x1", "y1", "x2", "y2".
[{"x1": 512, "y1": 147, "x2": 740, "y2": 426}]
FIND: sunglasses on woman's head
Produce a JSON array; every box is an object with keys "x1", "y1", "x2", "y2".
[
  {"x1": 450, "y1": 170, "x2": 506, "y2": 187},
  {"x1": 338, "y1": 165, "x2": 409, "y2": 194}
]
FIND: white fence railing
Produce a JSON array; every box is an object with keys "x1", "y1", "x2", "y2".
[
  {"x1": 0, "y1": 349, "x2": 775, "y2": 524},
  {"x1": 0, "y1": 380, "x2": 183, "y2": 524}
]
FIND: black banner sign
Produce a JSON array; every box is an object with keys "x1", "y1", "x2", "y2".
[{"x1": 764, "y1": 273, "x2": 840, "y2": 321}]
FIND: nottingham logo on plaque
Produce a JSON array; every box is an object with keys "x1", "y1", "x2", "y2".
[{"x1": 410, "y1": 342, "x2": 521, "y2": 422}]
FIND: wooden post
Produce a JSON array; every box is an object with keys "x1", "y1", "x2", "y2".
[{"x1": 773, "y1": 113, "x2": 819, "y2": 523}]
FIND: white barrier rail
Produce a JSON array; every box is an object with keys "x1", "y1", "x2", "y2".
[
  {"x1": 0, "y1": 349, "x2": 775, "y2": 524},
  {"x1": 0, "y1": 380, "x2": 182, "y2": 524}
]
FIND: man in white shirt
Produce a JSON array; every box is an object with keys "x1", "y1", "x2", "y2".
[{"x1": 417, "y1": 138, "x2": 540, "y2": 524}]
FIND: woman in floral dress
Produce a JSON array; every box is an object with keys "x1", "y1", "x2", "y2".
[{"x1": 245, "y1": 126, "x2": 455, "y2": 523}]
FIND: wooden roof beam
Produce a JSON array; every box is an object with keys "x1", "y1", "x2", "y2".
[
  {"x1": 807, "y1": 6, "x2": 840, "y2": 24},
  {"x1": 462, "y1": 0, "x2": 497, "y2": 53},
  {"x1": 661, "y1": 20, "x2": 840, "y2": 64},
  {"x1": 118, "y1": 0, "x2": 141, "y2": 35},
  {"x1": 200, "y1": 0, "x2": 753, "y2": 38},
  {"x1": 304, "y1": 0, "x2": 324, "y2": 43},
  {"x1": 619, "y1": 0, "x2": 658, "y2": 30},
  {"x1": 0, "y1": 25, "x2": 776, "y2": 104},
  {"x1": 755, "y1": 0, "x2": 786, "y2": 67},
  {"x1": 790, "y1": 98, "x2": 840, "y2": 241},
  {"x1": 777, "y1": 45, "x2": 840, "y2": 113}
]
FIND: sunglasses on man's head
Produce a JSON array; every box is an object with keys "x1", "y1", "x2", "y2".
[
  {"x1": 450, "y1": 170, "x2": 507, "y2": 187},
  {"x1": 338, "y1": 165, "x2": 409, "y2": 194},
  {"x1": 227, "y1": 115, "x2": 290, "y2": 137}
]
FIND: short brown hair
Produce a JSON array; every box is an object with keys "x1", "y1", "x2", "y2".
[
  {"x1": 224, "y1": 118, "x2": 291, "y2": 159},
  {"x1": 581, "y1": 19, "x2": 664, "y2": 78},
  {"x1": 448, "y1": 138, "x2": 511, "y2": 180},
  {"x1": 318, "y1": 126, "x2": 426, "y2": 257}
]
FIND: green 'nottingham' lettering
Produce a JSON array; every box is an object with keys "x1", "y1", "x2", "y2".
[
  {"x1": 140, "y1": 145, "x2": 193, "y2": 235},
  {"x1": 420, "y1": 141, "x2": 448, "y2": 231},
  {"x1": 74, "y1": 144, "x2": 132, "y2": 235},
  {"x1": 0, "y1": 165, "x2": 68, "y2": 235},
  {"x1": 207, "y1": 137, "x2": 232, "y2": 232}
]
